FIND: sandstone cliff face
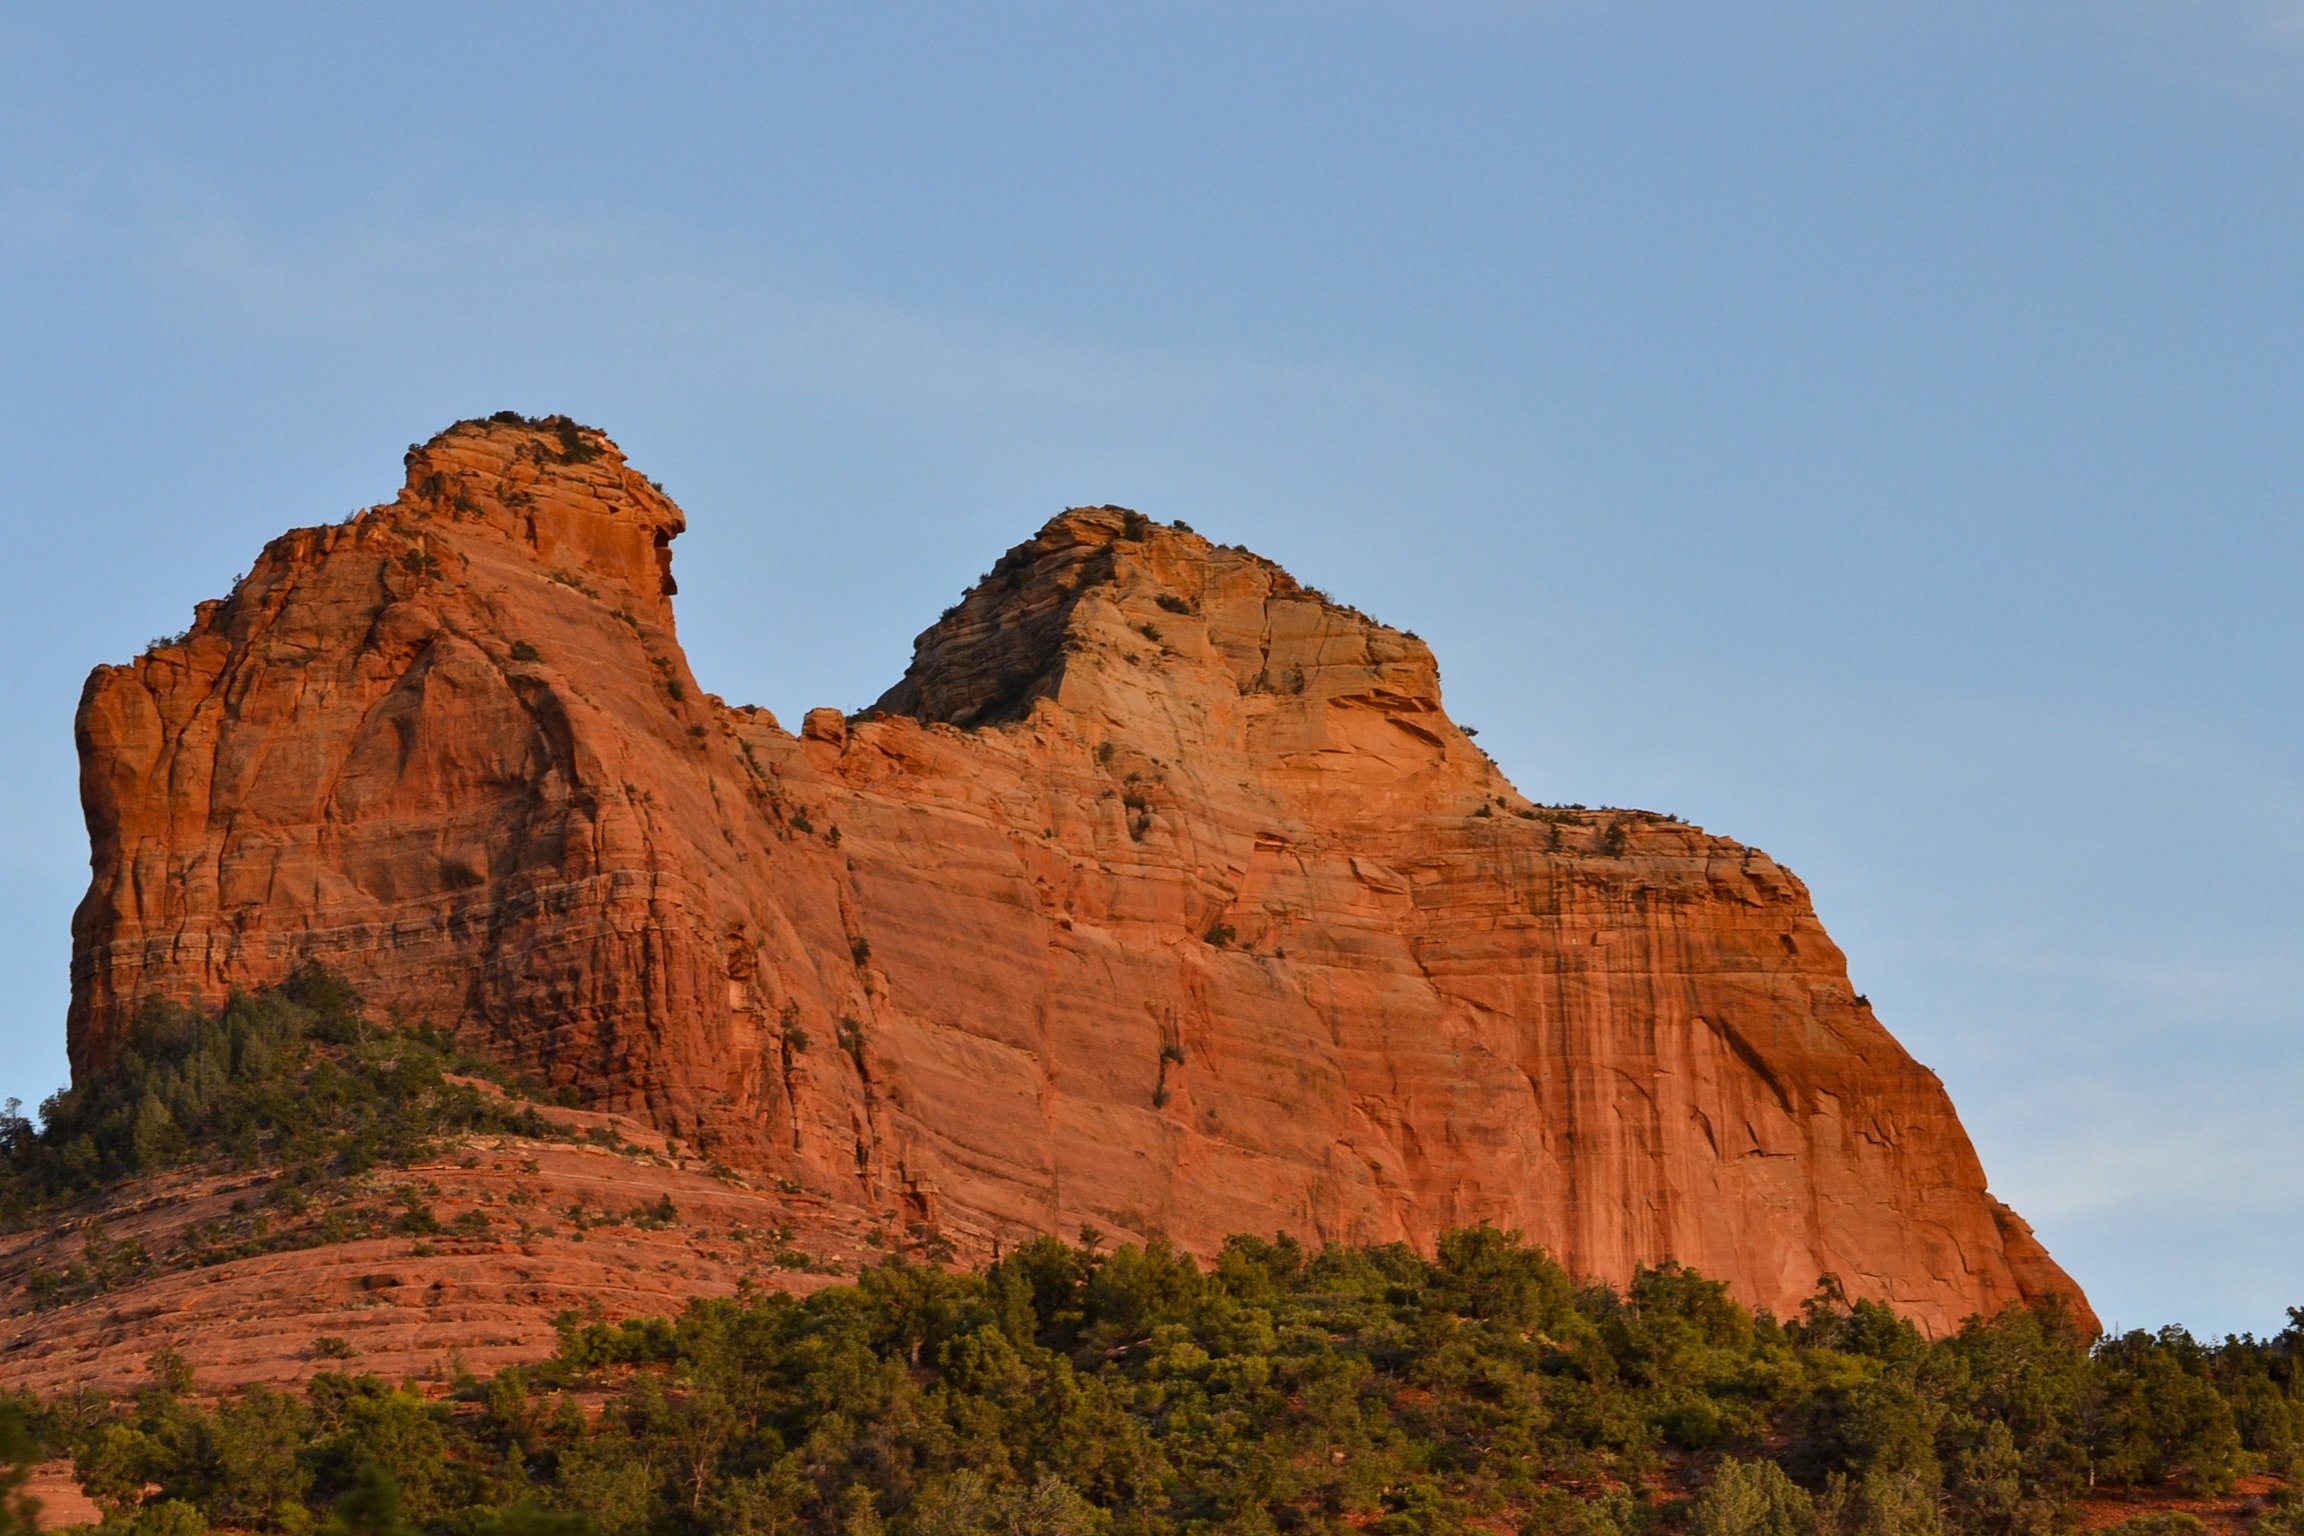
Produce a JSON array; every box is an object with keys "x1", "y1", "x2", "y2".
[{"x1": 70, "y1": 416, "x2": 2092, "y2": 1334}]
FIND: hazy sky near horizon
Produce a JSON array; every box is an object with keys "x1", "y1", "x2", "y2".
[{"x1": 2, "y1": 3, "x2": 2298, "y2": 1337}]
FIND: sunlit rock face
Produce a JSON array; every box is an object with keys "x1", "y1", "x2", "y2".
[{"x1": 69, "y1": 416, "x2": 2093, "y2": 1334}]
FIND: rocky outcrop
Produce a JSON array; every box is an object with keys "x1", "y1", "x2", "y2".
[{"x1": 67, "y1": 415, "x2": 2093, "y2": 1334}]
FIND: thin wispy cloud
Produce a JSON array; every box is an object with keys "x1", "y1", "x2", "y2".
[
  {"x1": 2094, "y1": 0, "x2": 2304, "y2": 107},
  {"x1": 143, "y1": 203, "x2": 1456, "y2": 442}
]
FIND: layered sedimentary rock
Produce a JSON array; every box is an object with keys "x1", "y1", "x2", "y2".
[
  {"x1": 0, "y1": 1097, "x2": 882, "y2": 1395},
  {"x1": 69, "y1": 416, "x2": 2092, "y2": 1333}
]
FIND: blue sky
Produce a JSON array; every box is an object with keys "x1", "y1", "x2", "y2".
[{"x1": 2, "y1": 3, "x2": 2297, "y2": 1336}]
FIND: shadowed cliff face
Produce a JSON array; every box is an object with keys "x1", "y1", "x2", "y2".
[{"x1": 68, "y1": 417, "x2": 2094, "y2": 1334}]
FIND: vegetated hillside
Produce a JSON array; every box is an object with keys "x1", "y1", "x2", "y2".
[
  {"x1": 3, "y1": 966, "x2": 554, "y2": 1214},
  {"x1": 68, "y1": 414, "x2": 2085, "y2": 1333},
  {"x1": 0, "y1": 977, "x2": 915, "y2": 1395}
]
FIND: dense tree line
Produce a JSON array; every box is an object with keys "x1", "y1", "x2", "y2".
[{"x1": 0, "y1": 1234, "x2": 2296, "y2": 1536}]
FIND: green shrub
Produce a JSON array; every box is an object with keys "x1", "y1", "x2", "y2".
[
  {"x1": 1692, "y1": 1459, "x2": 1813, "y2": 1536},
  {"x1": 2101, "y1": 1516, "x2": 2205, "y2": 1536}
]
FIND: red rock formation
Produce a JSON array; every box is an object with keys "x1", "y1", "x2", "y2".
[{"x1": 67, "y1": 416, "x2": 2093, "y2": 1334}]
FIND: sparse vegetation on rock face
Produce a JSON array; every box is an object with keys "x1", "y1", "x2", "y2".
[{"x1": 0, "y1": 1232, "x2": 2293, "y2": 1536}]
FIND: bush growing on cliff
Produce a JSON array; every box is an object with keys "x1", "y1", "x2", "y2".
[{"x1": 0, "y1": 1406, "x2": 41, "y2": 1536}]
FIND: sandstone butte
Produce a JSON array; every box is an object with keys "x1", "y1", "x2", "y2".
[{"x1": 65, "y1": 414, "x2": 2094, "y2": 1345}]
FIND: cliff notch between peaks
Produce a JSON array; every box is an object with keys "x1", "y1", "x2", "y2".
[{"x1": 66, "y1": 414, "x2": 2092, "y2": 1339}]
